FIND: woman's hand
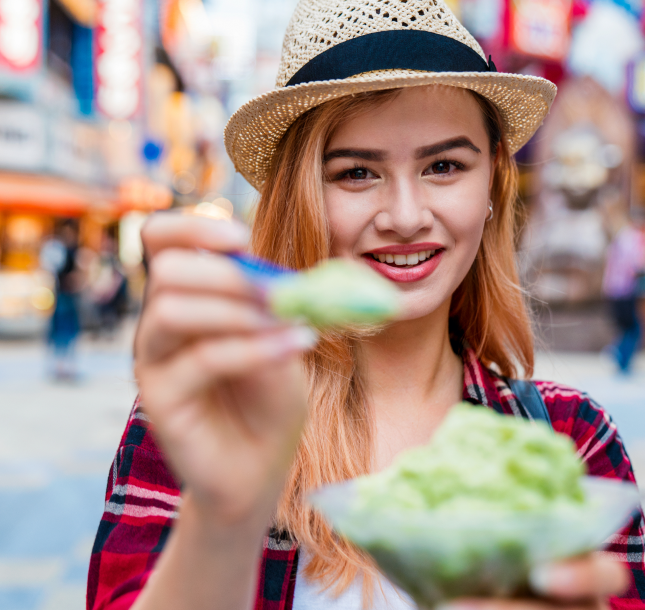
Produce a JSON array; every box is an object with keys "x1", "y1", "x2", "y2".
[
  {"x1": 442, "y1": 554, "x2": 630, "y2": 610},
  {"x1": 134, "y1": 212, "x2": 316, "y2": 528}
]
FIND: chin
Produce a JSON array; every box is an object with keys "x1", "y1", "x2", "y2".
[{"x1": 395, "y1": 293, "x2": 448, "y2": 322}]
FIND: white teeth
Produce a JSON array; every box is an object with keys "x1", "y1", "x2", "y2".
[{"x1": 372, "y1": 249, "x2": 439, "y2": 265}]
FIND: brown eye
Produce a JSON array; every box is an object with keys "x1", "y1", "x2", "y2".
[
  {"x1": 348, "y1": 168, "x2": 369, "y2": 180},
  {"x1": 432, "y1": 161, "x2": 451, "y2": 174}
]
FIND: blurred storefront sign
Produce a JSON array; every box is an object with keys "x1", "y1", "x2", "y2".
[
  {"x1": 207, "y1": 0, "x2": 258, "y2": 80},
  {"x1": 509, "y1": 0, "x2": 572, "y2": 61},
  {"x1": 567, "y1": 1, "x2": 643, "y2": 94},
  {"x1": 72, "y1": 22, "x2": 96, "y2": 116},
  {"x1": 0, "y1": 101, "x2": 107, "y2": 181},
  {"x1": 0, "y1": 172, "x2": 114, "y2": 217},
  {"x1": 0, "y1": 172, "x2": 171, "y2": 220},
  {"x1": 50, "y1": 118, "x2": 103, "y2": 183},
  {"x1": 0, "y1": 0, "x2": 43, "y2": 74},
  {"x1": 0, "y1": 103, "x2": 46, "y2": 171},
  {"x1": 95, "y1": 0, "x2": 143, "y2": 120},
  {"x1": 161, "y1": 0, "x2": 258, "y2": 86}
]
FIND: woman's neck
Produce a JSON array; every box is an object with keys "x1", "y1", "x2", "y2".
[{"x1": 359, "y1": 300, "x2": 463, "y2": 471}]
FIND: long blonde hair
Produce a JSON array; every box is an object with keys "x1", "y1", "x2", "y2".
[{"x1": 251, "y1": 87, "x2": 534, "y2": 596}]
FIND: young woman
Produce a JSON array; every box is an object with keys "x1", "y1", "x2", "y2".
[{"x1": 87, "y1": 1, "x2": 645, "y2": 609}]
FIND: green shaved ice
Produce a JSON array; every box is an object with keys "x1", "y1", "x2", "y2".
[
  {"x1": 268, "y1": 259, "x2": 400, "y2": 328},
  {"x1": 309, "y1": 405, "x2": 639, "y2": 604},
  {"x1": 356, "y1": 404, "x2": 586, "y2": 514}
]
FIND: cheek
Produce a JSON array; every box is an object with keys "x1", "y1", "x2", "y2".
[
  {"x1": 445, "y1": 197, "x2": 486, "y2": 248},
  {"x1": 439, "y1": 181, "x2": 488, "y2": 271},
  {"x1": 450, "y1": 214, "x2": 485, "y2": 286},
  {"x1": 324, "y1": 190, "x2": 370, "y2": 257}
]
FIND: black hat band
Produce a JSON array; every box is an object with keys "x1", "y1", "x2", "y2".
[{"x1": 286, "y1": 30, "x2": 497, "y2": 87}]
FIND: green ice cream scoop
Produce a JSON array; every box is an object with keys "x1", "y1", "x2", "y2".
[{"x1": 268, "y1": 259, "x2": 400, "y2": 328}]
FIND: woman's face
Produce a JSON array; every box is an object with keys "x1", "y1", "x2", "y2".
[{"x1": 324, "y1": 85, "x2": 495, "y2": 321}]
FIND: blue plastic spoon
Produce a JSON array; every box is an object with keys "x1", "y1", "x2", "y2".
[{"x1": 227, "y1": 252, "x2": 295, "y2": 285}]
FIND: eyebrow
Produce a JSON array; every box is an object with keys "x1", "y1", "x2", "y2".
[
  {"x1": 323, "y1": 136, "x2": 482, "y2": 164},
  {"x1": 415, "y1": 137, "x2": 481, "y2": 159},
  {"x1": 323, "y1": 148, "x2": 385, "y2": 163}
]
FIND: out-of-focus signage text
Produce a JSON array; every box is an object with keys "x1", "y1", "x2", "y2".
[
  {"x1": 95, "y1": 0, "x2": 143, "y2": 120},
  {"x1": 0, "y1": 103, "x2": 46, "y2": 170},
  {"x1": 0, "y1": 0, "x2": 43, "y2": 73},
  {"x1": 509, "y1": 0, "x2": 572, "y2": 61},
  {"x1": 50, "y1": 118, "x2": 102, "y2": 182}
]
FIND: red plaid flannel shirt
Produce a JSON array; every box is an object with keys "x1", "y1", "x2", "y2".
[{"x1": 87, "y1": 348, "x2": 645, "y2": 610}]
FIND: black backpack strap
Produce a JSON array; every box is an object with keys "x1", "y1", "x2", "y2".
[{"x1": 507, "y1": 378, "x2": 552, "y2": 428}]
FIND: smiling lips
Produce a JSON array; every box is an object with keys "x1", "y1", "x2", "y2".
[{"x1": 363, "y1": 243, "x2": 445, "y2": 283}]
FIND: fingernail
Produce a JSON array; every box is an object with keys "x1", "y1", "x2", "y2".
[
  {"x1": 283, "y1": 326, "x2": 319, "y2": 350},
  {"x1": 530, "y1": 564, "x2": 575, "y2": 595}
]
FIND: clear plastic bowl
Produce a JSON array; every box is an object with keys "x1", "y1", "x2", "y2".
[{"x1": 310, "y1": 477, "x2": 641, "y2": 606}]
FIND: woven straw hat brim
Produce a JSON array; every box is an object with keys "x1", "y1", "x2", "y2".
[{"x1": 224, "y1": 70, "x2": 556, "y2": 191}]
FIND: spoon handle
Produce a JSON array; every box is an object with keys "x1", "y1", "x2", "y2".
[{"x1": 227, "y1": 252, "x2": 294, "y2": 285}]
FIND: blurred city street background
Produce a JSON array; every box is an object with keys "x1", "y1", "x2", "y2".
[{"x1": 0, "y1": 0, "x2": 645, "y2": 608}]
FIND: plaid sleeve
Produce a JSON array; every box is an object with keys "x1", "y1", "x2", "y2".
[
  {"x1": 536, "y1": 382, "x2": 645, "y2": 608},
  {"x1": 87, "y1": 398, "x2": 293, "y2": 610},
  {"x1": 87, "y1": 397, "x2": 181, "y2": 610}
]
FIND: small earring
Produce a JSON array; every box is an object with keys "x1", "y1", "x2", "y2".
[{"x1": 487, "y1": 199, "x2": 494, "y2": 222}]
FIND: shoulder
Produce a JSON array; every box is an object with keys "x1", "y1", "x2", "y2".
[
  {"x1": 104, "y1": 396, "x2": 181, "y2": 522},
  {"x1": 532, "y1": 380, "x2": 607, "y2": 435},
  {"x1": 112, "y1": 395, "x2": 180, "y2": 497},
  {"x1": 118, "y1": 395, "x2": 165, "y2": 454},
  {"x1": 96, "y1": 397, "x2": 180, "y2": 543},
  {"x1": 533, "y1": 380, "x2": 636, "y2": 482}
]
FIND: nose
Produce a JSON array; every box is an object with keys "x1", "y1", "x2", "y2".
[{"x1": 373, "y1": 179, "x2": 434, "y2": 238}]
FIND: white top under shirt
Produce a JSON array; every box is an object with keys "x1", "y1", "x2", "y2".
[{"x1": 292, "y1": 551, "x2": 416, "y2": 610}]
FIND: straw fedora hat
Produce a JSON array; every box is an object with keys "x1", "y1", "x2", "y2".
[{"x1": 224, "y1": 0, "x2": 557, "y2": 191}]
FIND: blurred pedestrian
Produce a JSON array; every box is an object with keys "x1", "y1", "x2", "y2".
[
  {"x1": 40, "y1": 220, "x2": 82, "y2": 380},
  {"x1": 602, "y1": 209, "x2": 645, "y2": 373},
  {"x1": 88, "y1": 232, "x2": 128, "y2": 338}
]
